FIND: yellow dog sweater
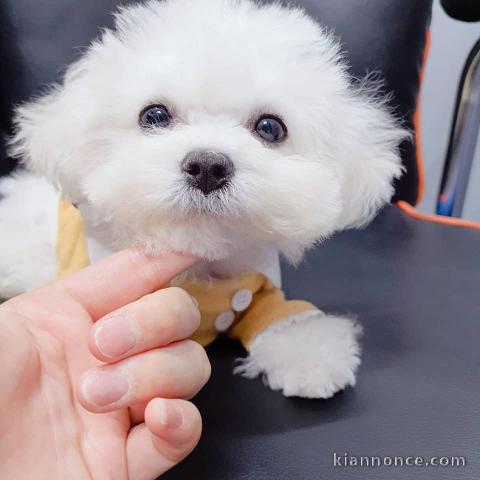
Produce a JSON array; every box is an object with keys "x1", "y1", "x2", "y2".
[{"x1": 57, "y1": 200, "x2": 317, "y2": 349}]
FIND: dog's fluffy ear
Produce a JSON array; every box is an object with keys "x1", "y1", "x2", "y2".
[
  {"x1": 8, "y1": 58, "x2": 95, "y2": 199},
  {"x1": 333, "y1": 85, "x2": 409, "y2": 231}
]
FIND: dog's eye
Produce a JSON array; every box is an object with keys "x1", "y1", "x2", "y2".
[
  {"x1": 139, "y1": 105, "x2": 172, "y2": 128},
  {"x1": 254, "y1": 115, "x2": 287, "y2": 143}
]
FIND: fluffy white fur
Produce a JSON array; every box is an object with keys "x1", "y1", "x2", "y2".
[
  {"x1": 0, "y1": 0, "x2": 408, "y2": 397},
  {"x1": 0, "y1": 171, "x2": 58, "y2": 298},
  {"x1": 235, "y1": 311, "x2": 362, "y2": 398}
]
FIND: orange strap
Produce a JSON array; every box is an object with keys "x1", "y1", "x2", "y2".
[{"x1": 396, "y1": 201, "x2": 480, "y2": 231}]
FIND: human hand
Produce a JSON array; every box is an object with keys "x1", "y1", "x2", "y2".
[{"x1": 0, "y1": 249, "x2": 210, "y2": 479}]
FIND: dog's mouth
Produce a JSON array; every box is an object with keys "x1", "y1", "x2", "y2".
[{"x1": 175, "y1": 182, "x2": 236, "y2": 217}]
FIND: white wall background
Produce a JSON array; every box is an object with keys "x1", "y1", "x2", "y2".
[{"x1": 418, "y1": 1, "x2": 480, "y2": 220}]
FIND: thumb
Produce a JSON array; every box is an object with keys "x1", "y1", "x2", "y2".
[{"x1": 126, "y1": 398, "x2": 202, "y2": 479}]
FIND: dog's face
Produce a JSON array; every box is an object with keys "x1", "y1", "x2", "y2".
[{"x1": 10, "y1": 0, "x2": 407, "y2": 261}]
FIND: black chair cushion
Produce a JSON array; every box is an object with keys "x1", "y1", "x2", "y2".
[
  {"x1": 441, "y1": 0, "x2": 480, "y2": 22},
  {"x1": 0, "y1": 0, "x2": 432, "y2": 203}
]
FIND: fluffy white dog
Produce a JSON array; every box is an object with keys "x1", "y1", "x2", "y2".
[{"x1": 0, "y1": 0, "x2": 407, "y2": 398}]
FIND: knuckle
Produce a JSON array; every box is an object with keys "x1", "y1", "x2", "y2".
[{"x1": 127, "y1": 248, "x2": 156, "y2": 288}]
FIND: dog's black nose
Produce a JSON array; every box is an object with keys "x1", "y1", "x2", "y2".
[{"x1": 182, "y1": 151, "x2": 234, "y2": 194}]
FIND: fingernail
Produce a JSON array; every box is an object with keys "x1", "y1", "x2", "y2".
[
  {"x1": 95, "y1": 316, "x2": 136, "y2": 358},
  {"x1": 82, "y1": 370, "x2": 130, "y2": 407},
  {"x1": 158, "y1": 400, "x2": 184, "y2": 429}
]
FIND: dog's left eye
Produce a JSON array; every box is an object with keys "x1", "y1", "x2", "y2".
[
  {"x1": 254, "y1": 115, "x2": 287, "y2": 143},
  {"x1": 139, "y1": 105, "x2": 172, "y2": 128}
]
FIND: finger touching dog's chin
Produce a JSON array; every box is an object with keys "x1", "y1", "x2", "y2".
[
  {"x1": 140, "y1": 239, "x2": 234, "y2": 262},
  {"x1": 120, "y1": 200, "x2": 340, "y2": 262},
  {"x1": 136, "y1": 231, "x2": 299, "y2": 263},
  {"x1": 127, "y1": 224, "x2": 246, "y2": 261}
]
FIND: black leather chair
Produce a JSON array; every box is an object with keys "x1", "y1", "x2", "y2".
[{"x1": 1, "y1": 2, "x2": 479, "y2": 479}]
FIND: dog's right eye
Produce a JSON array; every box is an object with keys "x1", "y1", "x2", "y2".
[
  {"x1": 254, "y1": 115, "x2": 287, "y2": 143},
  {"x1": 139, "y1": 105, "x2": 172, "y2": 128}
]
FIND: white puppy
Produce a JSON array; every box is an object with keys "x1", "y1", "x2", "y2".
[{"x1": 0, "y1": 0, "x2": 407, "y2": 398}]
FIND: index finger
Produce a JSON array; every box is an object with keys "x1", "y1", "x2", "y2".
[{"x1": 59, "y1": 248, "x2": 198, "y2": 320}]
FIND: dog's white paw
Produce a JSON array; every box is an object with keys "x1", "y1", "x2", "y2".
[{"x1": 234, "y1": 310, "x2": 362, "y2": 399}]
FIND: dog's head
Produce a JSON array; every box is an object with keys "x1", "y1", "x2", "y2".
[{"x1": 10, "y1": 0, "x2": 407, "y2": 261}]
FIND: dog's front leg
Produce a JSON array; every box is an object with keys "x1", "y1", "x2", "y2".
[{"x1": 235, "y1": 310, "x2": 362, "y2": 399}]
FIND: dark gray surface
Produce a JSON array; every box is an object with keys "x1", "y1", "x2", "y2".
[{"x1": 164, "y1": 205, "x2": 480, "y2": 480}]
